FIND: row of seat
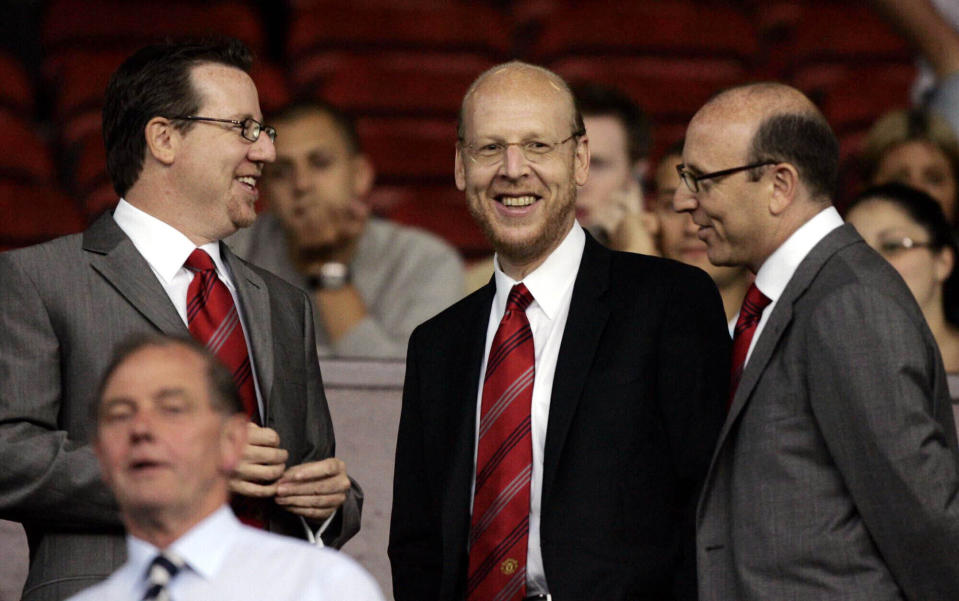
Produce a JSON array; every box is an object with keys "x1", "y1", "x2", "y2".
[{"x1": 0, "y1": 0, "x2": 918, "y2": 255}]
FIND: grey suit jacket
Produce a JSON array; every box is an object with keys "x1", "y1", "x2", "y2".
[
  {"x1": 697, "y1": 224, "x2": 959, "y2": 600},
  {"x1": 0, "y1": 214, "x2": 361, "y2": 601}
]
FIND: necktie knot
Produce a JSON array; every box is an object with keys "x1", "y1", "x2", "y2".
[
  {"x1": 506, "y1": 283, "x2": 534, "y2": 314},
  {"x1": 737, "y1": 283, "x2": 771, "y2": 329},
  {"x1": 184, "y1": 249, "x2": 216, "y2": 273},
  {"x1": 142, "y1": 551, "x2": 184, "y2": 601}
]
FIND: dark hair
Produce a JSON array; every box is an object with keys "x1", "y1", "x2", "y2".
[
  {"x1": 102, "y1": 38, "x2": 253, "y2": 197},
  {"x1": 269, "y1": 99, "x2": 361, "y2": 155},
  {"x1": 848, "y1": 182, "x2": 959, "y2": 327},
  {"x1": 572, "y1": 82, "x2": 651, "y2": 163},
  {"x1": 94, "y1": 333, "x2": 244, "y2": 426},
  {"x1": 746, "y1": 112, "x2": 839, "y2": 200}
]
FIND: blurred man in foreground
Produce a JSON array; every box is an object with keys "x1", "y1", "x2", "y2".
[{"x1": 66, "y1": 334, "x2": 383, "y2": 601}]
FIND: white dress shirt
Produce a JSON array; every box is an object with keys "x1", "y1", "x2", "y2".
[
  {"x1": 745, "y1": 206, "x2": 844, "y2": 366},
  {"x1": 473, "y1": 223, "x2": 585, "y2": 595},
  {"x1": 112, "y1": 200, "x2": 334, "y2": 543},
  {"x1": 112, "y1": 199, "x2": 266, "y2": 415},
  {"x1": 63, "y1": 506, "x2": 384, "y2": 601}
]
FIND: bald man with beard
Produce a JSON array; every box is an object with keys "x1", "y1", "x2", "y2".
[
  {"x1": 675, "y1": 83, "x2": 959, "y2": 600},
  {"x1": 389, "y1": 61, "x2": 728, "y2": 601}
]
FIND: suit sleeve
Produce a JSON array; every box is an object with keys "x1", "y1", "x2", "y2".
[
  {"x1": 0, "y1": 252, "x2": 119, "y2": 526},
  {"x1": 808, "y1": 284, "x2": 959, "y2": 600},
  {"x1": 388, "y1": 326, "x2": 444, "y2": 600},
  {"x1": 297, "y1": 290, "x2": 363, "y2": 548},
  {"x1": 658, "y1": 267, "x2": 729, "y2": 601}
]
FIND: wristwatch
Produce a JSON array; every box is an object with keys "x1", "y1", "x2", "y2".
[{"x1": 306, "y1": 262, "x2": 351, "y2": 291}]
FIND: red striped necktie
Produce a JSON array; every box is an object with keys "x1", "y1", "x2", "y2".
[
  {"x1": 467, "y1": 283, "x2": 535, "y2": 601},
  {"x1": 185, "y1": 249, "x2": 266, "y2": 528},
  {"x1": 184, "y1": 249, "x2": 259, "y2": 423},
  {"x1": 729, "y1": 283, "x2": 771, "y2": 408}
]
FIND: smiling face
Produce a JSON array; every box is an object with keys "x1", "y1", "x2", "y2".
[
  {"x1": 263, "y1": 109, "x2": 372, "y2": 252},
  {"x1": 94, "y1": 344, "x2": 245, "y2": 529},
  {"x1": 171, "y1": 63, "x2": 276, "y2": 241},
  {"x1": 576, "y1": 114, "x2": 632, "y2": 229},
  {"x1": 655, "y1": 152, "x2": 748, "y2": 287},
  {"x1": 673, "y1": 109, "x2": 772, "y2": 272},
  {"x1": 455, "y1": 66, "x2": 589, "y2": 277},
  {"x1": 873, "y1": 140, "x2": 957, "y2": 222},
  {"x1": 846, "y1": 198, "x2": 952, "y2": 313}
]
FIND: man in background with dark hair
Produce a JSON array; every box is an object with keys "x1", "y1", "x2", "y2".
[
  {"x1": 65, "y1": 334, "x2": 382, "y2": 601},
  {"x1": 0, "y1": 38, "x2": 359, "y2": 601},
  {"x1": 230, "y1": 100, "x2": 464, "y2": 358},
  {"x1": 676, "y1": 82, "x2": 959, "y2": 600},
  {"x1": 572, "y1": 82, "x2": 658, "y2": 255}
]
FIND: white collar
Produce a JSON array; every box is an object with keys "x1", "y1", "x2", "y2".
[
  {"x1": 492, "y1": 223, "x2": 585, "y2": 320},
  {"x1": 754, "y1": 206, "x2": 843, "y2": 302},
  {"x1": 126, "y1": 505, "x2": 240, "y2": 583},
  {"x1": 113, "y1": 198, "x2": 228, "y2": 283}
]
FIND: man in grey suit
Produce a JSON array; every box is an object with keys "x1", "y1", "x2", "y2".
[
  {"x1": 0, "y1": 38, "x2": 359, "y2": 601},
  {"x1": 675, "y1": 82, "x2": 959, "y2": 600}
]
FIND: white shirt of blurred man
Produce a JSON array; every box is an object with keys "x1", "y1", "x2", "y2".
[{"x1": 67, "y1": 335, "x2": 383, "y2": 601}]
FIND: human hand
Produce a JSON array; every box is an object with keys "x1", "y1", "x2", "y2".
[
  {"x1": 274, "y1": 457, "x2": 351, "y2": 522},
  {"x1": 229, "y1": 423, "x2": 288, "y2": 498},
  {"x1": 605, "y1": 178, "x2": 660, "y2": 255}
]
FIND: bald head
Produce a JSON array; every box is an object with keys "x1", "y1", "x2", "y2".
[
  {"x1": 692, "y1": 83, "x2": 838, "y2": 200},
  {"x1": 457, "y1": 61, "x2": 584, "y2": 141}
]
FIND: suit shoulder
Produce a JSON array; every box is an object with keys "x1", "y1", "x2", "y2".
[
  {"x1": 411, "y1": 284, "x2": 490, "y2": 337},
  {"x1": 608, "y1": 250, "x2": 717, "y2": 292},
  {"x1": 233, "y1": 256, "x2": 312, "y2": 304}
]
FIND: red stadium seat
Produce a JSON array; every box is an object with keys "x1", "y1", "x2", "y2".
[
  {"x1": 375, "y1": 184, "x2": 490, "y2": 259},
  {"x1": 0, "y1": 182, "x2": 85, "y2": 248},
  {"x1": 298, "y1": 53, "x2": 494, "y2": 118},
  {"x1": 554, "y1": 56, "x2": 750, "y2": 123},
  {"x1": 358, "y1": 117, "x2": 456, "y2": 182},
  {"x1": 0, "y1": 111, "x2": 55, "y2": 182},
  {"x1": 44, "y1": 50, "x2": 126, "y2": 144},
  {"x1": 287, "y1": 3, "x2": 511, "y2": 60},
  {"x1": 529, "y1": 1, "x2": 758, "y2": 63},
  {"x1": 0, "y1": 51, "x2": 34, "y2": 116},
  {"x1": 42, "y1": 0, "x2": 265, "y2": 55}
]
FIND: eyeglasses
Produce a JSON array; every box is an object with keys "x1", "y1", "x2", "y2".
[
  {"x1": 170, "y1": 115, "x2": 277, "y2": 143},
  {"x1": 459, "y1": 132, "x2": 583, "y2": 165},
  {"x1": 876, "y1": 236, "x2": 935, "y2": 257},
  {"x1": 676, "y1": 160, "x2": 776, "y2": 193}
]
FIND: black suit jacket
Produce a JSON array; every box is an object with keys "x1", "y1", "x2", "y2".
[
  {"x1": 0, "y1": 214, "x2": 361, "y2": 601},
  {"x1": 389, "y1": 234, "x2": 729, "y2": 600}
]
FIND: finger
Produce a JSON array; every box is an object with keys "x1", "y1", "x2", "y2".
[
  {"x1": 279, "y1": 458, "x2": 346, "y2": 483},
  {"x1": 246, "y1": 424, "x2": 281, "y2": 447},
  {"x1": 277, "y1": 474, "x2": 351, "y2": 497},
  {"x1": 234, "y1": 460, "x2": 286, "y2": 483},
  {"x1": 279, "y1": 505, "x2": 337, "y2": 521},
  {"x1": 274, "y1": 493, "x2": 348, "y2": 511},
  {"x1": 241, "y1": 443, "x2": 288, "y2": 466},
  {"x1": 229, "y1": 478, "x2": 278, "y2": 498}
]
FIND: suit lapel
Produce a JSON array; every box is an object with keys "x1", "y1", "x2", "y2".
[
  {"x1": 223, "y1": 244, "x2": 275, "y2": 413},
  {"x1": 707, "y1": 224, "x2": 864, "y2": 473},
  {"x1": 83, "y1": 213, "x2": 187, "y2": 335},
  {"x1": 439, "y1": 283, "x2": 495, "y2": 561},
  {"x1": 541, "y1": 235, "x2": 611, "y2": 508}
]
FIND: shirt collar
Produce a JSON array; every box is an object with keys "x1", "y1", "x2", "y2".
[
  {"x1": 125, "y1": 505, "x2": 240, "y2": 584},
  {"x1": 754, "y1": 206, "x2": 843, "y2": 302},
  {"x1": 113, "y1": 198, "x2": 228, "y2": 284},
  {"x1": 492, "y1": 223, "x2": 585, "y2": 320}
]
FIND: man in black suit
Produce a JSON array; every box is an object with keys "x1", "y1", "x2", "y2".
[{"x1": 388, "y1": 61, "x2": 729, "y2": 601}]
